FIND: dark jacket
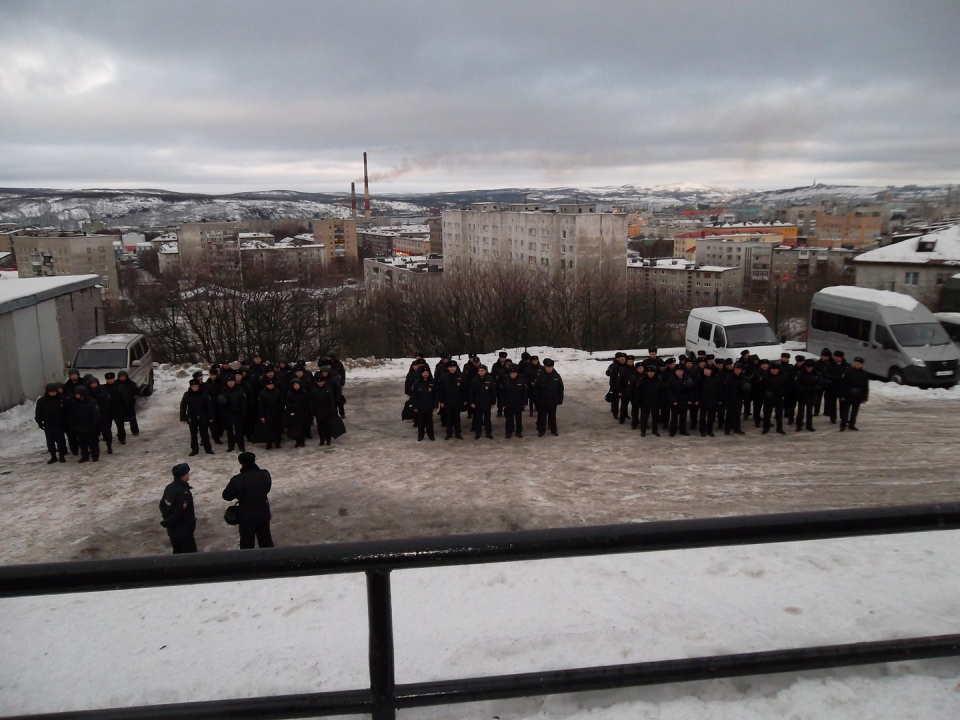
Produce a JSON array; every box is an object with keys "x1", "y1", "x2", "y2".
[
  {"x1": 159, "y1": 478, "x2": 196, "y2": 539},
  {"x1": 68, "y1": 391, "x2": 100, "y2": 431},
  {"x1": 285, "y1": 386, "x2": 312, "y2": 427},
  {"x1": 696, "y1": 373, "x2": 723, "y2": 410},
  {"x1": 723, "y1": 373, "x2": 751, "y2": 408},
  {"x1": 469, "y1": 375, "x2": 498, "y2": 410},
  {"x1": 606, "y1": 360, "x2": 626, "y2": 391},
  {"x1": 222, "y1": 465, "x2": 272, "y2": 521},
  {"x1": 636, "y1": 374, "x2": 665, "y2": 409},
  {"x1": 534, "y1": 370, "x2": 564, "y2": 406},
  {"x1": 794, "y1": 368, "x2": 822, "y2": 404},
  {"x1": 116, "y1": 378, "x2": 141, "y2": 412},
  {"x1": 437, "y1": 370, "x2": 468, "y2": 410},
  {"x1": 87, "y1": 383, "x2": 111, "y2": 425},
  {"x1": 218, "y1": 384, "x2": 247, "y2": 422},
  {"x1": 666, "y1": 374, "x2": 696, "y2": 405},
  {"x1": 310, "y1": 382, "x2": 338, "y2": 420},
  {"x1": 759, "y1": 371, "x2": 788, "y2": 401},
  {"x1": 500, "y1": 375, "x2": 528, "y2": 410},
  {"x1": 841, "y1": 367, "x2": 870, "y2": 402},
  {"x1": 35, "y1": 393, "x2": 66, "y2": 429},
  {"x1": 617, "y1": 364, "x2": 635, "y2": 395},
  {"x1": 104, "y1": 381, "x2": 133, "y2": 418},
  {"x1": 822, "y1": 360, "x2": 849, "y2": 391},
  {"x1": 257, "y1": 386, "x2": 285, "y2": 422},
  {"x1": 180, "y1": 388, "x2": 214, "y2": 423},
  {"x1": 412, "y1": 376, "x2": 439, "y2": 412}
]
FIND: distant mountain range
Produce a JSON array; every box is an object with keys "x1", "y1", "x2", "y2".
[{"x1": 0, "y1": 183, "x2": 950, "y2": 228}]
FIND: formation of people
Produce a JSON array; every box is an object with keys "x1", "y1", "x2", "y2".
[
  {"x1": 34, "y1": 368, "x2": 142, "y2": 463},
  {"x1": 404, "y1": 351, "x2": 564, "y2": 440},
  {"x1": 159, "y1": 451, "x2": 273, "y2": 554},
  {"x1": 605, "y1": 347, "x2": 870, "y2": 437},
  {"x1": 178, "y1": 351, "x2": 347, "y2": 455}
]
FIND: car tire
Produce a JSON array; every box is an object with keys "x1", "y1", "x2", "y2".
[
  {"x1": 142, "y1": 370, "x2": 155, "y2": 396},
  {"x1": 888, "y1": 367, "x2": 905, "y2": 385}
]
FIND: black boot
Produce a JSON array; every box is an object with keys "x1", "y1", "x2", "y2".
[
  {"x1": 189, "y1": 449, "x2": 199, "y2": 456},
  {"x1": 47, "y1": 455, "x2": 57, "y2": 464}
]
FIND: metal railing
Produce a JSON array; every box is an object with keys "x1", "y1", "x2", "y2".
[{"x1": 2, "y1": 502, "x2": 960, "y2": 720}]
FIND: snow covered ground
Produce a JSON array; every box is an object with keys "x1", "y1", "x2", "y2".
[{"x1": 1, "y1": 346, "x2": 959, "y2": 718}]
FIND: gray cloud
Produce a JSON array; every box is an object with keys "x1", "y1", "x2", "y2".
[{"x1": 1, "y1": 0, "x2": 958, "y2": 192}]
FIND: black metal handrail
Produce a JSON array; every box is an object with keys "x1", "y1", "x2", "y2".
[{"x1": 2, "y1": 502, "x2": 959, "y2": 720}]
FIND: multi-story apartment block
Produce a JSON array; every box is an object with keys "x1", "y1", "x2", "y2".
[
  {"x1": 312, "y1": 218, "x2": 358, "y2": 263},
  {"x1": 442, "y1": 203, "x2": 627, "y2": 276},
  {"x1": 363, "y1": 255, "x2": 444, "y2": 292},
  {"x1": 426, "y1": 217, "x2": 443, "y2": 255},
  {"x1": 13, "y1": 234, "x2": 120, "y2": 303},
  {"x1": 813, "y1": 207, "x2": 885, "y2": 248},
  {"x1": 627, "y1": 258, "x2": 743, "y2": 306},
  {"x1": 239, "y1": 238, "x2": 327, "y2": 277},
  {"x1": 772, "y1": 205, "x2": 819, "y2": 238}
]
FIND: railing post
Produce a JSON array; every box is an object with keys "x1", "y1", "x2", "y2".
[{"x1": 367, "y1": 569, "x2": 397, "y2": 720}]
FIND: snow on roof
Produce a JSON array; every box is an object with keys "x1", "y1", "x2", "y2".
[
  {"x1": 855, "y1": 222, "x2": 960, "y2": 265},
  {"x1": 237, "y1": 232, "x2": 273, "y2": 239},
  {"x1": 818, "y1": 286, "x2": 920, "y2": 311},
  {"x1": 0, "y1": 275, "x2": 101, "y2": 314},
  {"x1": 158, "y1": 242, "x2": 178, "y2": 254}
]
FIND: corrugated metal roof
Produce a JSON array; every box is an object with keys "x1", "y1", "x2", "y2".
[{"x1": 0, "y1": 275, "x2": 101, "y2": 315}]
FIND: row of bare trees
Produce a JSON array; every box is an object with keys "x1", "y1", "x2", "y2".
[{"x1": 111, "y1": 258, "x2": 849, "y2": 363}]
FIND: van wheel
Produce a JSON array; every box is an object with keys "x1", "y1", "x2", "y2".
[
  {"x1": 142, "y1": 371, "x2": 155, "y2": 396},
  {"x1": 888, "y1": 368, "x2": 905, "y2": 385}
]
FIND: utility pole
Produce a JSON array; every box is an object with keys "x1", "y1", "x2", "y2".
[
  {"x1": 774, "y1": 283, "x2": 781, "y2": 334},
  {"x1": 454, "y1": 297, "x2": 463, "y2": 357},
  {"x1": 586, "y1": 292, "x2": 593, "y2": 354},
  {"x1": 652, "y1": 290, "x2": 658, "y2": 348},
  {"x1": 521, "y1": 294, "x2": 528, "y2": 353}
]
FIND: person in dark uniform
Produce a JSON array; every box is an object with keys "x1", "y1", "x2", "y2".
[
  {"x1": 813, "y1": 348, "x2": 832, "y2": 415},
  {"x1": 84, "y1": 376, "x2": 114, "y2": 454},
  {"x1": 696, "y1": 364, "x2": 722, "y2": 437},
  {"x1": 490, "y1": 351, "x2": 509, "y2": 417},
  {"x1": 626, "y1": 362, "x2": 646, "y2": 429},
  {"x1": 636, "y1": 365, "x2": 663, "y2": 436},
  {"x1": 840, "y1": 357, "x2": 869, "y2": 431},
  {"x1": 606, "y1": 352, "x2": 626, "y2": 418},
  {"x1": 501, "y1": 366, "x2": 528, "y2": 438},
  {"x1": 412, "y1": 366, "x2": 438, "y2": 441},
  {"x1": 103, "y1": 372, "x2": 130, "y2": 446},
  {"x1": 822, "y1": 350, "x2": 849, "y2": 425},
  {"x1": 69, "y1": 384, "x2": 101, "y2": 461},
  {"x1": 115, "y1": 370, "x2": 141, "y2": 436},
  {"x1": 159, "y1": 463, "x2": 197, "y2": 554},
  {"x1": 205, "y1": 366, "x2": 225, "y2": 444},
  {"x1": 222, "y1": 452, "x2": 273, "y2": 549},
  {"x1": 257, "y1": 377, "x2": 285, "y2": 449},
  {"x1": 218, "y1": 374, "x2": 247, "y2": 452},
  {"x1": 35, "y1": 382, "x2": 67, "y2": 463},
  {"x1": 795, "y1": 359, "x2": 821, "y2": 432},
  {"x1": 62, "y1": 368, "x2": 84, "y2": 455},
  {"x1": 723, "y1": 365, "x2": 750, "y2": 435},
  {"x1": 617, "y1": 355, "x2": 635, "y2": 424},
  {"x1": 463, "y1": 354, "x2": 481, "y2": 419},
  {"x1": 180, "y1": 378, "x2": 215, "y2": 456},
  {"x1": 285, "y1": 378, "x2": 312, "y2": 447},
  {"x1": 666, "y1": 366, "x2": 694, "y2": 437},
  {"x1": 310, "y1": 371, "x2": 339, "y2": 446},
  {"x1": 748, "y1": 359, "x2": 768, "y2": 427},
  {"x1": 469, "y1": 365, "x2": 497, "y2": 439},
  {"x1": 760, "y1": 362, "x2": 788, "y2": 435},
  {"x1": 524, "y1": 355, "x2": 542, "y2": 417},
  {"x1": 434, "y1": 353, "x2": 452, "y2": 426},
  {"x1": 534, "y1": 358, "x2": 564, "y2": 436},
  {"x1": 437, "y1": 360, "x2": 466, "y2": 440}
]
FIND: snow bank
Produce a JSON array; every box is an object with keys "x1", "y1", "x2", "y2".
[
  {"x1": 2, "y1": 532, "x2": 959, "y2": 717},
  {"x1": 0, "y1": 401, "x2": 34, "y2": 433},
  {"x1": 869, "y1": 380, "x2": 960, "y2": 401}
]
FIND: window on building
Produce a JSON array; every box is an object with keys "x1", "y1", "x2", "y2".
[
  {"x1": 541, "y1": 257, "x2": 549, "y2": 266},
  {"x1": 904, "y1": 272, "x2": 919, "y2": 286}
]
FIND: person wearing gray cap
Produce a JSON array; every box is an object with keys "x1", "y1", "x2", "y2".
[{"x1": 158, "y1": 463, "x2": 197, "y2": 554}]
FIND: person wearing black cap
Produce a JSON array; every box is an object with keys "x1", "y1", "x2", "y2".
[
  {"x1": 257, "y1": 376, "x2": 285, "y2": 449},
  {"x1": 223, "y1": 452, "x2": 273, "y2": 549},
  {"x1": 534, "y1": 359, "x2": 564, "y2": 436},
  {"x1": 84, "y1": 375, "x2": 114, "y2": 455},
  {"x1": 606, "y1": 352, "x2": 627, "y2": 418},
  {"x1": 35, "y1": 383, "x2": 67, "y2": 463},
  {"x1": 722, "y1": 365, "x2": 749, "y2": 435},
  {"x1": 218, "y1": 374, "x2": 248, "y2": 453},
  {"x1": 285, "y1": 377, "x2": 312, "y2": 447},
  {"x1": 696, "y1": 365, "x2": 721, "y2": 437},
  {"x1": 463, "y1": 355, "x2": 481, "y2": 419},
  {"x1": 759, "y1": 362, "x2": 788, "y2": 435},
  {"x1": 634, "y1": 364, "x2": 663, "y2": 436},
  {"x1": 525, "y1": 355, "x2": 542, "y2": 417},
  {"x1": 822, "y1": 350, "x2": 849, "y2": 425},
  {"x1": 159, "y1": 463, "x2": 197, "y2": 554},
  {"x1": 666, "y1": 366, "x2": 695, "y2": 436},
  {"x1": 813, "y1": 348, "x2": 832, "y2": 415},
  {"x1": 617, "y1": 355, "x2": 635, "y2": 424},
  {"x1": 795, "y1": 359, "x2": 821, "y2": 432},
  {"x1": 311, "y1": 370, "x2": 339, "y2": 446},
  {"x1": 437, "y1": 360, "x2": 466, "y2": 440},
  {"x1": 434, "y1": 353, "x2": 452, "y2": 388},
  {"x1": 61, "y1": 368, "x2": 84, "y2": 455},
  {"x1": 839, "y1": 357, "x2": 869, "y2": 431},
  {"x1": 501, "y1": 366, "x2": 528, "y2": 438},
  {"x1": 779, "y1": 353, "x2": 796, "y2": 423},
  {"x1": 117, "y1": 370, "x2": 142, "y2": 438},
  {"x1": 469, "y1": 365, "x2": 497, "y2": 439},
  {"x1": 103, "y1": 372, "x2": 130, "y2": 446},
  {"x1": 490, "y1": 352, "x2": 510, "y2": 417},
  {"x1": 205, "y1": 366, "x2": 225, "y2": 444},
  {"x1": 180, "y1": 378, "x2": 215, "y2": 456},
  {"x1": 411, "y1": 366, "x2": 438, "y2": 441}
]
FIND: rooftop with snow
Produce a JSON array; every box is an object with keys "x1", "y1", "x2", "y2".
[{"x1": 855, "y1": 219, "x2": 960, "y2": 265}]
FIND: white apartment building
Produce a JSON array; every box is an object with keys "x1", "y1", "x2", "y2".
[{"x1": 442, "y1": 203, "x2": 627, "y2": 277}]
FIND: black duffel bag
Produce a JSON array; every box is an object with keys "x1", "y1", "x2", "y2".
[
  {"x1": 224, "y1": 503, "x2": 240, "y2": 526},
  {"x1": 604, "y1": 390, "x2": 614, "y2": 403}
]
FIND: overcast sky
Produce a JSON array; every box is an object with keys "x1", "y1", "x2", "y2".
[{"x1": 2, "y1": 0, "x2": 958, "y2": 194}]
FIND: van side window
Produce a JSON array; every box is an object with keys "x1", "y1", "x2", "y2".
[
  {"x1": 942, "y1": 322, "x2": 960, "y2": 342},
  {"x1": 876, "y1": 325, "x2": 894, "y2": 346},
  {"x1": 812, "y1": 309, "x2": 871, "y2": 342},
  {"x1": 131, "y1": 342, "x2": 144, "y2": 361},
  {"x1": 141, "y1": 339, "x2": 150, "y2": 354},
  {"x1": 698, "y1": 321, "x2": 712, "y2": 340},
  {"x1": 713, "y1": 326, "x2": 726, "y2": 348}
]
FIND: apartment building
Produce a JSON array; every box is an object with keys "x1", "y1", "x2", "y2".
[
  {"x1": 13, "y1": 234, "x2": 120, "y2": 303},
  {"x1": 312, "y1": 218, "x2": 358, "y2": 263},
  {"x1": 627, "y1": 258, "x2": 743, "y2": 306},
  {"x1": 442, "y1": 203, "x2": 627, "y2": 277},
  {"x1": 239, "y1": 238, "x2": 327, "y2": 277},
  {"x1": 427, "y1": 217, "x2": 443, "y2": 255},
  {"x1": 813, "y1": 207, "x2": 885, "y2": 248},
  {"x1": 363, "y1": 255, "x2": 444, "y2": 292}
]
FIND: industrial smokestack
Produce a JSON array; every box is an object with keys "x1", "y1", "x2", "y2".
[
  {"x1": 351, "y1": 182, "x2": 357, "y2": 219},
  {"x1": 363, "y1": 152, "x2": 371, "y2": 220}
]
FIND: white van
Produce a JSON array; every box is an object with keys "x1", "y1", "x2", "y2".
[
  {"x1": 934, "y1": 312, "x2": 960, "y2": 348},
  {"x1": 809, "y1": 287, "x2": 959, "y2": 387},
  {"x1": 69, "y1": 333, "x2": 155, "y2": 395},
  {"x1": 685, "y1": 306, "x2": 787, "y2": 360}
]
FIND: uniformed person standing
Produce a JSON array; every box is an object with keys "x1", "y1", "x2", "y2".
[
  {"x1": 257, "y1": 377, "x2": 285, "y2": 449},
  {"x1": 412, "y1": 366, "x2": 438, "y2": 441},
  {"x1": 637, "y1": 365, "x2": 664, "y2": 436},
  {"x1": 62, "y1": 368, "x2": 84, "y2": 456},
  {"x1": 437, "y1": 360, "x2": 466, "y2": 440},
  {"x1": 760, "y1": 362, "x2": 788, "y2": 435},
  {"x1": 795, "y1": 359, "x2": 821, "y2": 432},
  {"x1": 159, "y1": 463, "x2": 197, "y2": 554},
  {"x1": 696, "y1": 365, "x2": 722, "y2": 437},
  {"x1": 666, "y1": 366, "x2": 694, "y2": 437},
  {"x1": 222, "y1": 452, "x2": 273, "y2": 549},
  {"x1": 103, "y1": 372, "x2": 130, "y2": 446},
  {"x1": 180, "y1": 378, "x2": 215, "y2": 456},
  {"x1": 218, "y1": 374, "x2": 248, "y2": 453},
  {"x1": 69, "y1": 385, "x2": 101, "y2": 462},
  {"x1": 35, "y1": 382, "x2": 67, "y2": 463},
  {"x1": 469, "y1": 365, "x2": 497, "y2": 439},
  {"x1": 115, "y1": 370, "x2": 141, "y2": 436},
  {"x1": 722, "y1": 366, "x2": 750, "y2": 436},
  {"x1": 606, "y1": 352, "x2": 627, "y2": 418},
  {"x1": 534, "y1": 358, "x2": 564, "y2": 436},
  {"x1": 840, "y1": 357, "x2": 869, "y2": 431},
  {"x1": 501, "y1": 366, "x2": 528, "y2": 438}
]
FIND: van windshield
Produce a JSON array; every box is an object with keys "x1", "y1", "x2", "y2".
[
  {"x1": 725, "y1": 323, "x2": 779, "y2": 348},
  {"x1": 891, "y1": 323, "x2": 951, "y2": 348},
  {"x1": 73, "y1": 349, "x2": 128, "y2": 368}
]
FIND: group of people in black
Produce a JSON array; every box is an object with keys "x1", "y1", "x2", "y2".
[
  {"x1": 178, "y1": 351, "x2": 348, "y2": 455},
  {"x1": 34, "y1": 368, "x2": 141, "y2": 463},
  {"x1": 605, "y1": 347, "x2": 870, "y2": 437},
  {"x1": 159, "y1": 451, "x2": 274, "y2": 554},
  {"x1": 404, "y1": 351, "x2": 565, "y2": 441}
]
